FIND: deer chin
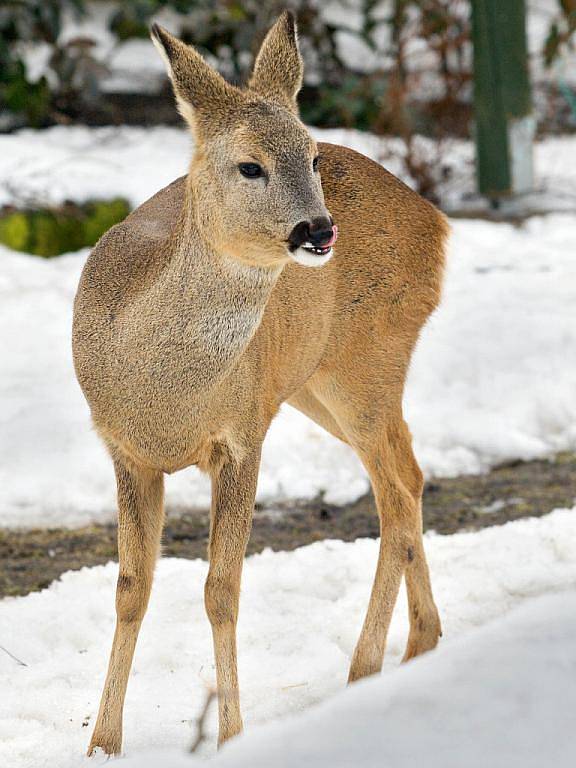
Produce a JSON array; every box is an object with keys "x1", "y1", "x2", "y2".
[{"x1": 290, "y1": 244, "x2": 334, "y2": 268}]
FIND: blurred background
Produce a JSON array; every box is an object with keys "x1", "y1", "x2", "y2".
[
  {"x1": 1, "y1": 4, "x2": 576, "y2": 765},
  {"x1": 1, "y1": 0, "x2": 576, "y2": 206}
]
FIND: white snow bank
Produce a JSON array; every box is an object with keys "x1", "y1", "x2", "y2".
[
  {"x1": 0, "y1": 508, "x2": 575, "y2": 768},
  {"x1": 405, "y1": 212, "x2": 576, "y2": 479},
  {"x1": 0, "y1": 127, "x2": 192, "y2": 210},
  {"x1": 123, "y1": 588, "x2": 576, "y2": 768},
  {"x1": 2, "y1": 126, "x2": 576, "y2": 211}
]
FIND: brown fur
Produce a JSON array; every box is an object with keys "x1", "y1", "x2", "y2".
[{"x1": 72, "y1": 12, "x2": 448, "y2": 755}]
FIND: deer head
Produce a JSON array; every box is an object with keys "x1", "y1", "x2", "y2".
[{"x1": 151, "y1": 11, "x2": 337, "y2": 270}]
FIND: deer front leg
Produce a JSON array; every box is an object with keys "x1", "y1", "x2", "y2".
[
  {"x1": 205, "y1": 446, "x2": 260, "y2": 746},
  {"x1": 88, "y1": 459, "x2": 164, "y2": 757}
]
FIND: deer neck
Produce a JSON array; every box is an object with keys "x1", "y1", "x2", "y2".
[{"x1": 166, "y1": 188, "x2": 282, "y2": 389}]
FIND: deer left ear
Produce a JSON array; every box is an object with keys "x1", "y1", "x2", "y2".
[{"x1": 248, "y1": 11, "x2": 303, "y2": 113}]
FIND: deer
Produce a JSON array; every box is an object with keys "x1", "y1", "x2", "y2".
[{"x1": 72, "y1": 11, "x2": 448, "y2": 757}]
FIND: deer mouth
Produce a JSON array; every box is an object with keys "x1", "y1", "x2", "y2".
[
  {"x1": 299, "y1": 242, "x2": 333, "y2": 257},
  {"x1": 288, "y1": 224, "x2": 338, "y2": 266},
  {"x1": 291, "y1": 243, "x2": 335, "y2": 268}
]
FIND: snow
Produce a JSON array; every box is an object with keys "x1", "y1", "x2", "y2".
[
  {"x1": 2, "y1": 124, "x2": 576, "y2": 214},
  {"x1": 405, "y1": 212, "x2": 576, "y2": 478},
  {"x1": 0, "y1": 508, "x2": 575, "y2": 768},
  {"x1": 1, "y1": 125, "x2": 576, "y2": 528},
  {"x1": 122, "y1": 588, "x2": 576, "y2": 768},
  {"x1": 528, "y1": 0, "x2": 576, "y2": 87},
  {"x1": 0, "y1": 127, "x2": 192, "y2": 210}
]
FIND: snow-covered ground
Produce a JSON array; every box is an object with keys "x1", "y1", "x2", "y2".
[
  {"x1": 0, "y1": 508, "x2": 574, "y2": 768},
  {"x1": 3, "y1": 125, "x2": 576, "y2": 212},
  {"x1": 124, "y1": 593, "x2": 576, "y2": 768},
  {"x1": 1, "y1": 126, "x2": 576, "y2": 528}
]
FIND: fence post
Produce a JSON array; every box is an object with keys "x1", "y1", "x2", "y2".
[{"x1": 471, "y1": 0, "x2": 534, "y2": 201}]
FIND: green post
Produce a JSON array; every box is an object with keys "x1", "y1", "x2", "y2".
[{"x1": 471, "y1": 0, "x2": 534, "y2": 200}]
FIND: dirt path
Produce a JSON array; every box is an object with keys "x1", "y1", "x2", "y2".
[{"x1": 1, "y1": 452, "x2": 574, "y2": 598}]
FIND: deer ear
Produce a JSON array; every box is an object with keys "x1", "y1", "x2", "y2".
[
  {"x1": 151, "y1": 24, "x2": 240, "y2": 133},
  {"x1": 248, "y1": 11, "x2": 303, "y2": 113}
]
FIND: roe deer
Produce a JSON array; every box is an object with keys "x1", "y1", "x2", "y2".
[{"x1": 72, "y1": 11, "x2": 448, "y2": 756}]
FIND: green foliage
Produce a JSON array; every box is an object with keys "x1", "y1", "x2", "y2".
[
  {"x1": 0, "y1": 58, "x2": 51, "y2": 127},
  {"x1": 543, "y1": 0, "x2": 576, "y2": 67},
  {"x1": 0, "y1": 199, "x2": 130, "y2": 257},
  {"x1": 0, "y1": 0, "x2": 118, "y2": 126},
  {"x1": 0, "y1": 211, "x2": 30, "y2": 252},
  {"x1": 83, "y1": 199, "x2": 131, "y2": 246},
  {"x1": 109, "y1": 0, "x2": 165, "y2": 40},
  {"x1": 0, "y1": 0, "x2": 473, "y2": 134},
  {"x1": 110, "y1": 1, "x2": 345, "y2": 84},
  {"x1": 302, "y1": 76, "x2": 387, "y2": 132}
]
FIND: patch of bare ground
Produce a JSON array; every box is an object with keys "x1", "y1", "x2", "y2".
[{"x1": 0, "y1": 452, "x2": 574, "y2": 598}]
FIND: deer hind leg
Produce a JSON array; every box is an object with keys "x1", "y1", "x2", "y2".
[
  {"x1": 390, "y1": 420, "x2": 442, "y2": 662},
  {"x1": 88, "y1": 457, "x2": 164, "y2": 757},
  {"x1": 205, "y1": 444, "x2": 261, "y2": 747},
  {"x1": 345, "y1": 423, "x2": 419, "y2": 682},
  {"x1": 345, "y1": 416, "x2": 441, "y2": 681},
  {"x1": 348, "y1": 416, "x2": 441, "y2": 682},
  {"x1": 288, "y1": 387, "x2": 349, "y2": 443},
  {"x1": 312, "y1": 379, "x2": 437, "y2": 682}
]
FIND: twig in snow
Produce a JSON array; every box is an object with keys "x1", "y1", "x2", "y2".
[
  {"x1": 0, "y1": 643, "x2": 27, "y2": 667},
  {"x1": 189, "y1": 688, "x2": 216, "y2": 754}
]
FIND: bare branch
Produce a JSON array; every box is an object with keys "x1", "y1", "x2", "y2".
[
  {"x1": 189, "y1": 689, "x2": 216, "y2": 754},
  {"x1": 0, "y1": 643, "x2": 27, "y2": 667}
]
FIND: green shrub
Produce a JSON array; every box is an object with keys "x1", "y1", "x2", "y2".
[
  {"x1": 31, "y1": 211, "x2": 61, "y2": 256},
  {"x1": 84, "y1": 199, "x2": 131, "y2": 246},
  {"x1": 0, "y1": 212, "x2": 31, "y2": 252},
  {"x1": 0, "y1": 0, "x2": 88, "y2": 128},
  {"x1": 0, "y1": 198, "x2": 130, "y2": 257}
]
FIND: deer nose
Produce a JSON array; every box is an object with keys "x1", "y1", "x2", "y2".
[
  {"x1": 308, "y1": 217, "x2": 336, "y2": 247},
  {"x1": 288, "y1": 216, "x2": 335, "y2": 250}
]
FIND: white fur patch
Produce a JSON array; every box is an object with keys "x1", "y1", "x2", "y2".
[
  {"x1": 151, "y1": 31, "x2": 195, "y2": 125},
  {"x1": 291, "y1": 246, "x2": 333, "y2": 268},
  {"x1": 151, "y1": 32, "x2": 173, "y2": 76}
]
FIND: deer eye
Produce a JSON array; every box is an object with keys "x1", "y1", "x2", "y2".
[
  {"x1": 312, "y1": 156, "x2": 319, "y2": 172},
  {"x1": 239, "y1": 162, "x2": 263, "y2": 179}
]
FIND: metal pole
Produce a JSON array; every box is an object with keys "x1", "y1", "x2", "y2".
[{"x1": 471, "y1": 0, "x2": 534, "y2": 201}]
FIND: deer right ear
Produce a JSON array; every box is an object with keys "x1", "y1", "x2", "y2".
[{"x1": 151, "y1": 24, "x2": 240, "y2": 133}]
